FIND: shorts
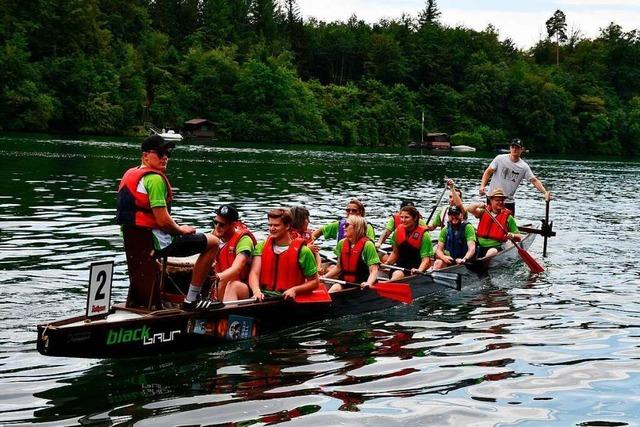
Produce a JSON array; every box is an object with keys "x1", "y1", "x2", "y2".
[
  {"x1": 154, "y1": 233, "x2": 207, "y2": 258},
  {"x1": 477, "y1": 245, "x2": 503, "y2": 258}
]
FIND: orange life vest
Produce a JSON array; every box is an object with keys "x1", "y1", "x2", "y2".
[
  {"x1": 214, "y1": 224, "x2": 257, "y2": 281},
  {"x1": 395, "y1": 224, "x2": 428, "y2": 269},
  {"x1": 260, "y1": 237, "x2": 306, "y2": 291},
  {"x1": 339, "y1": 237, "x2": 370, "y2": 283},
  {"x1": 116, "y1": 167, "x2": 173, "y2": 229},
  {"x1": 476, "y1": 209, "x2": 512, "y2": 242}
]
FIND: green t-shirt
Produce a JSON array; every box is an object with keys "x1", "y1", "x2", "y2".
[
  {"x1": 390, "y1": 229, "x2": 434, "y2": 258},
  {"x1": 253, "y1": 240, "x2": 318, "y2": 277},
  {"x1": 384, "y1": 215, "x2": 427, "y2": 231},
  {"x1": 438, "y1": 223, "x2": 477, "y2": 256},
  {"x1": 233, "y1": 235, "x2": 255, "y2": 255},
  {"x1": 141, "y1": 173, "x2": 167, "y2": 208},
  {"x1": 333, "y1": 239, "x2": 381, "y2": 266},
  {"x1": 321, "y1": 220, "x2": 375, "y2": 240},
  {"x1": 477, "y1": 215, "x2": 519, "y2": 248}
]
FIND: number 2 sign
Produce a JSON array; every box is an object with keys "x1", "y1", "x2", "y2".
[{"x1": 86, "y1": 261, "x2": 114, "y2": 318}]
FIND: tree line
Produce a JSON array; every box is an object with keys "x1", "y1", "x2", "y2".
[{"x1": 1, "y1": 0, "x2": 640, "y2": 155}]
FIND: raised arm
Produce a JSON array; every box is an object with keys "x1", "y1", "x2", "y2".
[{"x1": 479, "y1": 166, "x2": 495, "y2": 197}]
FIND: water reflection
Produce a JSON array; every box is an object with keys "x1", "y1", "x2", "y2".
[{"x1": 1, "y1": 135, "x2": 639, "y2": 425}]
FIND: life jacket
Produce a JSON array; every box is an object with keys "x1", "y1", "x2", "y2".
[
  {"x1": 476, "y1": 209, "x2": 512, "y2": 242},
  {"x1": 339, "y1": 237, "x2": 370, "y2": 283},
  {"x1": 395, "y1": 224, "x2": 428, "y2": 269},
  {"x1": 214, "y1": 224, "x2": 257, "y2": 280},
  {"x1": 260, "y1": 237, "x2": 306, "y2": 291},
  {"x1": 444, "y1": 222, "x2": 469, "y2": 259},
  {"x1": 392, "y1": 213, "x2": 401, "y2": 229},
  {"x1": 290, "y1": 228, "x2": 313, "y2": 244},
  {"x1": 116, "y1": 167, "x2": 173, "y2": 229}
]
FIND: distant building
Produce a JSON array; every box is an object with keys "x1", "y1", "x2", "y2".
[
  {"x1": 408, "y1": 133, "x2": 451, "y2": 150},
  {"x1": 183, "y1": 119, "x2": 217, "y2": 141}
]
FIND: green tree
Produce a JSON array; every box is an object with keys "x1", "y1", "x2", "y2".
[
  {"x1": 546, "y1": 9, "x2": 568, "y2": 66},
  {"x1": 418, "y1": 0, "x2": 441, "y2": 27}
]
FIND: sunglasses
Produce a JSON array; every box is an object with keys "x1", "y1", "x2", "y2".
[
  {"x1": 345, "y1": 208, "x2": 359, "y2": 213},
  {"x1": 148, "y1": 150, "x2": 171, "y2": 158},
  {"x1": 213, "y1": 219, "x2": 228, "y2": 228}
]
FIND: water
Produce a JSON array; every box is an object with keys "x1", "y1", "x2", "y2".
[{"x1": 1, "y1": 134, "x2": 639, "y2": 426}]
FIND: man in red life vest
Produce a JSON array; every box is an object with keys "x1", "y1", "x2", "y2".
[
  {"x1": 247, "y1": 209, "x2": 319, "y2": 301},
  {"x1": 116, "y1": 135, "x2": 219, "y2": 308},
  {"x1": 467, "y1": 187, "x2": 521, "y2": 258},
  {"x1": 210, "y1": 204, "x2": 257, "y2": 302}
]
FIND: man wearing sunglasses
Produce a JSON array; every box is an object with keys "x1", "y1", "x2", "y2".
[{"x1": 116, "y1": 134, "x2": 220, "y2": 308}]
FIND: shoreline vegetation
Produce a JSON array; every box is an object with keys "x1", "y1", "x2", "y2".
[{"x1": 2, "y1": 1, "x2": 639, "y2": 155}]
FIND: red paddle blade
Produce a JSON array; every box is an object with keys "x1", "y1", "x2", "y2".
[
  {"x1": 371, "y1": 282, "x2": 413, "y2": 304},
  {"x1": 294, "y1": 286, "x2": 332, "y2": 303},
  {"x1": 517, "y1": 245, "x2": 544, "y2": 273}
]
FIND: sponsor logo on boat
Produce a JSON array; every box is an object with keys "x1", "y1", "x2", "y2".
[
  {"x1": 106, "y1": 326, "x2": 181, "y2": 346},
  {"x1": 91, "y1": 304, "x2": 106, "y2": 313}
]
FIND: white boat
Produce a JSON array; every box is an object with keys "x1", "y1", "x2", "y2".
[
  {"x1": 451, "y1": 145, "x2": 476, "y2": 152},
  {"x1": 154, "y1": 128, "x2": 183, "y2": 141}
]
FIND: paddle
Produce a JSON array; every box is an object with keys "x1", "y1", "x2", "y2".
[
  {"x1": 425, "y1": 180, "x2": 449, "y2": 225},
  {"x1": 321, "y1": 277, "x2": 412, "y2": 304},
  {"x1": 483, "y1": 209, "x2": 545, "y2": 274},
  {"x1": 543, "y1": 199, "x2": 550, "y2": 257},
  {"x1": 381, "y1": 263, "x2": 462, "y2": 290}
]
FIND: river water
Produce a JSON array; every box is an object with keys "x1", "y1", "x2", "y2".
[{"x1": 1, "y1": 134, "x2": 639, "y2": 426}]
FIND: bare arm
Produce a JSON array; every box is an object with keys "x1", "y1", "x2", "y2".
[
  {"x1": 479, "y1": 166, "x2": 495, "y2": 196},
  {"x1": 417, "y1": 256, "x2": 432, "y2": 272},
  {"x1": 463, "y1": 240, "x2": 476, "y2": 261},
  {"x1": 283, "y1": 275, "x2": 319, "y2": 300},
  {"x1": 152, "y1": 206, "x2": 196, "y2": 235},
  {"x1": 376, "y1": 228, "x2": 392, "y2": 248},
  {"x1": 530, "y1": 177, "x2": 551, "y2": 201},
  {"x1": 248, "y1": 256, "x2": 264, "y2": 300},
  {"x1": 386, "y1": 246, "x2": 399, "y2": 266},
  {"x1": 310, "y1": 228, "x2": 323, "y2": 241},
  {"x1": 466, "y1": 202, "x2": 486, "y2": 219},
  {"x1": 217, "y1": 253, "x2": 249, "y2": 283},
  {"x1": 363, "y1": 264, "x2": 379, "y2": 287},
  {"x1": 435, "y1": 241, "x2": 452, "y2": 263}
]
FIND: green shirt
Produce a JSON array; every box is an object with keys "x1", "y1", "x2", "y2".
[
  {"x1": 321, "y1": 220, "x2": 375, "y2": 240},
  {"x1": 253, "y1": 240, "x2": 318, "y2": 277},
  {"x1": 477, "y1": 215, "x2": 519, "y2": 248},
  {"x1": 233, "y1": 235, "x2": 255, "y2": 255},
  {"x1": 390, "y1": 229, "x2": 434, "y2": 258},
  {"x1": 142, "y1": 173, "x2": 167, "y2": 208},
  {"x1": 438, "y1": 223, "x2": 477, "y2": 256},
  {"x1": 333, "y1": 239, "x2": 381, "y2": 266}
]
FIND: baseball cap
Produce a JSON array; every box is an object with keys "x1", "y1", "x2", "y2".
[
  {"x1": 141, "y1": 134, "x2": 176, "y2": 152},
  {"x1": 215, "y1": 204, "x2": 239, "y2": 222}
]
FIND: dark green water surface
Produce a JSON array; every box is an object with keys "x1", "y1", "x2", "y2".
[{"x1": 1, "y1": 133, "x2": 639, "y2": 426}]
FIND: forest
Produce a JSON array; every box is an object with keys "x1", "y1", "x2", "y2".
[{"x1": 1, "y1": 0, "x2": 640, "y2": 154}]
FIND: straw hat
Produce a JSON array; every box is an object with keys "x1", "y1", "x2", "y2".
[{"x1": 489, "y1": 188, "x2": 507, "y2": 199}]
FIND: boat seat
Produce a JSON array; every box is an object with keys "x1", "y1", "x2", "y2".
[{"x1": 121, "y1": 225, "x2": 162, "y2": 309}]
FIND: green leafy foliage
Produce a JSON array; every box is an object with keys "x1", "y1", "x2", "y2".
[{"x1": 1, "y1": 1, "x2": 639, "y2": 155}]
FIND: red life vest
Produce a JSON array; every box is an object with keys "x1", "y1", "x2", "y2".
[
  {"x1": 116, "y1": 167, "x2": 173, "y2": 229},
  {"x1": 476, "y1": 209, "x2": 512, "y2": 242},
  {"x1": 395, "y1": 224, "x2": 428, "y2": 269},
  {"x1": 260, "y1": 237, "x2": 306, "y2": 291},
  {"x1": 392, "y1": 213, "x2": 401, "y2": 229},
  {"x1": 339, "y1": 237, "x2": 370, "y2": 283},
  {"x1": 290, "y1": 228, "x2": 313, "y2": 244},
  {"x1": 214, "y1": 224, "x2": 257, "y2": 280}
]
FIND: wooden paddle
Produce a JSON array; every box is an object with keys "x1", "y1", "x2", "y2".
[
  {"x1": 321, "y1": 277, "x2": 412, "y2": 304},
  {"x1": 381, "y1": 263, "x2": 462, "y2": 290},
  {"x1": 483, "y1": 209, "x2": 545, "y2": 274}
]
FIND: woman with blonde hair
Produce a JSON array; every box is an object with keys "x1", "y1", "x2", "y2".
[{"x1": 322, "y1": 215, "x2": 380, "y2": 292}]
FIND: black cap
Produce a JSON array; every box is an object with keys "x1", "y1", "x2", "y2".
[
  {"x1": 215, "y1": 204, "x2": 239, "y2": 222},
  {"x1": 400, "y1": 199, "x2": 415, "y2": 208},
  {"x1": 510, "y1": 138, "x2": 523, "y2": 148},
  {"x1": 141, "y1": 134, "x2": 175, "y2": 152},
  {"x1": 449, "y1": 205, "x2": 462, "y2": 216}
]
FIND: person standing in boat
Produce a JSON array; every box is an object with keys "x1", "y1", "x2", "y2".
[
  {"x1": 433, "y1": 205, "x2": 477, "y2": 270},
  {"x1": 116, "y1": 134, "x2": 220, "y2": 308},
  {"x1": 310, "y1": 199, "x2": 375, "y2": 246},
  {"x1": 385, "y1": 205, "x2": 434, "y2": 280},
  {"x1": 246, "y1": 209, "x2": 319, "y2": 301},
  {"x1": 479, "y1": 138, "x2": 551, "y2": 216},
  {"x1": 427, "y1": 179, "x2": 466, "y2": 231},
  {"x1": 323, "y1": 215, "x2": 381, "y2": 292},
  {"x1": 208, "y1": 205, "x2": 257, "y2": 302},
  {"x1": 467, "y1": 188, "x2": 521, "y2": 258}
]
